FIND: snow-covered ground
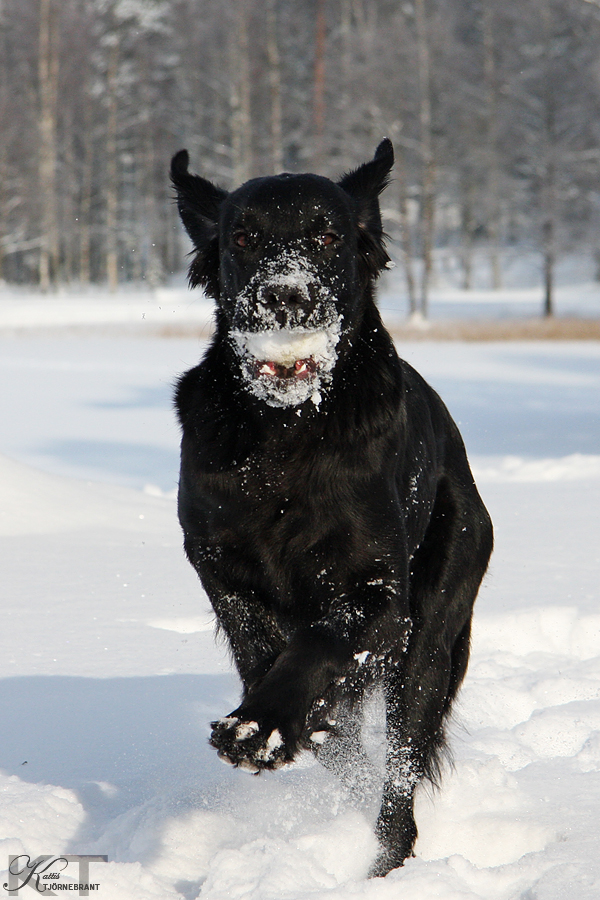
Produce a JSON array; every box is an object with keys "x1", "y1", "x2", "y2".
[{"x1": 1, "y1": 287, "x2": 599, "y2": 898}]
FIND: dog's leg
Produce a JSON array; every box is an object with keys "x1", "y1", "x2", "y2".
[
  {"x1": 370, "y1": 479, "x2": 493, "y2": 877},
  {"x1": 210, "y1": 580, "x2": 412, "y2": 773},
  {"x1": 184, "y1": 503, "x2": 413, "y2": 774},
  {"x1": 370, "y1": 617, "x2": 476, "y2": 875},
  {"x1": 369, "y1": 648, "x2": 452, "y2": 876},
  {"x1": 211, "y1": 590, "x2": 287, "y2": 691},
  {"x1": 206, "y1": 590, "x2": 293, "y2": 772},
  {"x1": 182, "y1": 537, "x2": 299, "y2": 769},
  {"x1": 183, "y1": 537, "x2": 287, "y2": 686}
]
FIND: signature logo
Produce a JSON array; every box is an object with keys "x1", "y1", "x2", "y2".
[{"x1": 3, "y1": 855, "x2": 107, "y2": 895}]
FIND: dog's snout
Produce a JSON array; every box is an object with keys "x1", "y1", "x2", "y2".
[
  {"x1": 258, "y1": 284, "x2": 316, "y2": 326},
  {"x1": 261, "y1": 284, "x2": 312, "y2": 311}
]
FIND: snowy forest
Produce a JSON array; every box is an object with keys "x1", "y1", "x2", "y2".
[{"x1": 3, "y1": 0, "x2": 600, "y2": 314}]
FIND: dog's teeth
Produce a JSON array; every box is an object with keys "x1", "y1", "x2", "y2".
[
  {"x1": 294, "y1": 360, "x2": 307, "y2": 374},
  {"x1": 259, "y1": 362, "x2": 277, "y2": 375}
]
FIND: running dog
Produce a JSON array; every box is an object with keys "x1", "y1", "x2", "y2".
[{"x1": 170, "y1": 140, "x2": 493, "y2": 876}]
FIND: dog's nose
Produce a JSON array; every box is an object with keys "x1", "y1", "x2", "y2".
[
  {"x1": 258, "y1": 285, "x2": 316, "y2": 326},
  {"x1": 260, "y1": 284, "x2": 313, "y2": 312}
]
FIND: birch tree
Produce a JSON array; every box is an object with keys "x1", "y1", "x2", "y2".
[
  {"x1": 1, "y1": 0, "x2": 600, "y2": 298},
  {"x1": 230, "y1": 0, "x2": 253, "y2": 183},
  {"x1": 414, "y1": 0, "x2": 435, "y2": 317},
  {"x1": 38, "y1": 0, "x2": 59, "y2": 290},
  {"x1": 266, "y1": 0, "x2": 284, "y2": 173}
]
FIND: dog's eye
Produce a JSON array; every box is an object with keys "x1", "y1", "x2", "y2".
[
  {"x1": 320, "y1": 232, "x2": 339, "y2": 247},
  {"x1": 233, "y1": 232, "x2": 248, "y2": 249}
]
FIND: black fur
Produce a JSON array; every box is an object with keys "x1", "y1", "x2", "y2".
[{"x1": 170, "y1": 140, "x2": 493, "y2": 877}]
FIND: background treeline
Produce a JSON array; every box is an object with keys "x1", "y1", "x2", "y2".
[{"x1": 2, "y1": 0, "x2": 600, "y2": 315}]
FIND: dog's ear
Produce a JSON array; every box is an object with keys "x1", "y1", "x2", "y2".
[
  {"x1": 170, "y1": 150, "x2": 227, "y2": 246},
  {"x1": 338, "y1": 139, "x2": 394, "y2": 277},
  {"x1": 170, "y1": 150, "x2": 228, "y2": 295}
]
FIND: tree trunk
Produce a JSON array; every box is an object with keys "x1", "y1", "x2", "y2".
[
  {"x1": 396, "y1": 145, "x2": 417, "y2": 315},
  {"x1": 38, "y1": 0, "x2": 59, "y2": 291},
  {"x1": 461, "y1": 179, "x2": 474, "y2": 290},
  {"x1": 338, "y1": 0, "x2": 352, "y2": 167},
  {"x1": 542, "y1": 139, "x2": 557, "y2": 317},
  {"x1": 313, "y1": 0, "x2": 326, "y2": 168},
  {"x1": 144, "y1": 123, "x2": 163, "y2": 286},
  {"x1": 105, "y1": 37, "x2": 120, "y2": 292},
  {"x1": 62, "y1": 123, "x2": 75, "y2": 284},
  {"x1": 540, "y1": 5, "x2": 557, "y2": 318},
  {"x1": 266, "y1": 0, "x2": 283, "y2": 174},
  {"x1": 230, "y1": 0, "x2": 252, "y2": 184},
  {"x1": 543, "y1": 216, "x2": 555, "y2": 317},
  {"x1": 79, "y1": 126, "x2": 94, "y2": 284},
  {"x1": 0, "y1": 11, "x2": 7, "y2": 283},
  {"x1": 0, "y1": 126, "x2": 6, "y2": 285},
  {"x1": 482, "y1": 0, "x2": 502, "y2": 289},
  {"x1": 415, "y1": 0, "x2": 435, "y2": 318}
]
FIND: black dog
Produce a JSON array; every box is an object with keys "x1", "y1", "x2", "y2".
[{"x1": 170, "y1": 140, "x2": 493, "y2": 877}]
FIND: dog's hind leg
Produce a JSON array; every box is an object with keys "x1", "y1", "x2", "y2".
[
  {"x1": 370, "y1": 613, "x2": 479, "y2": 874},
  {"x1": 370, "y1": 477, "x2": 493, "y2": 877},
  {"x1": 369, "y1": 654, "x2": 451, "y2": 876}
]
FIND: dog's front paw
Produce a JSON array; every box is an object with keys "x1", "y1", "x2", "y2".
[{"x1": 210, "y1": 715, "x2": 292, "y2": 773}]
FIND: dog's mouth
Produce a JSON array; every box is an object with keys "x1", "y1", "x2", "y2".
[
  {"x1": 231, "y1": 328, "x2": 337, "y2": 383},
  {"x1": 230, "y1": 325, "x2": 341, "y2": 408},
  {"x1": 256, "y1": 357, "x2": 319, "y2": 380}
]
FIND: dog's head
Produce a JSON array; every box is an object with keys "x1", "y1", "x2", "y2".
[{"x1": 171, "y1": 141, "x2": 394, "y2": 408}]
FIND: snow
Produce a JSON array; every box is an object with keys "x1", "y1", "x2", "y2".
[
  {"x1": 0, "y1": 286, "x2": 213, "y2": 332},
  {"x1": 231, "y1": 323, "x2": 341, "y2": 409},
  {"x1": 0, "y1": 288, "x2": 599, "y2": 898},
  {"x1": 232, "y1": 327, "x2": 338, "y2": 368},
  {"x1": 378, "y1": 249, "x2": 600, "y2": 318}
]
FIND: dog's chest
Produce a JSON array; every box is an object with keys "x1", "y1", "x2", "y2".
[
  {"x1": 206, "y1": 442, "x2": 363, "y2": 573},
  {"x1": 228, "y1": 450, "x2": 326, "y2": 541}
]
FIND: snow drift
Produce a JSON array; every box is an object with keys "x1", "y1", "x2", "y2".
[{"x1": 0, "y1": 315, "x2": 599, "y2": 898}]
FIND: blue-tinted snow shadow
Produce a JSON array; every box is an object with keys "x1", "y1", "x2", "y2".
[
  {"x1": 419, "y1": 347, "x2": 600, "y2": 457},
  {"x1": 0, "y1": 673, "x2": 345, "y2": 891},
  {"x1": 441, "y1": 380, "x2": 600, "y2": 457},
  {"x1": 35, "y1": 439, "x2": 179, "y2": 490},
  {"x1": 0, "y1": 673, "x2": 238, "y2": 835}
]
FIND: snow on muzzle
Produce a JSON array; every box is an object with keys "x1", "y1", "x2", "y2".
[
  {"x1": 238, "y1": 329, "x2": 333, "y2": 377},
  {"x1": 230, "y1": 324, "x2": 342, "y2": 408}
]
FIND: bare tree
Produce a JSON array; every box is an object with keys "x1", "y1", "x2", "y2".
[
  {"x1": 312, "y1": 0, "x2": 327, "y2": 168},
  {"x1": 230, "y1": 0, "x2": 253, "y2": 184},
  {"x1": 37, "y1": 0, "x2": 59, "y2": 290},
  {"x1": 396, "y1": 143, "x2": 418, "y2": 315},
  {"x1": 266, "y1": 0, "x2": 284, "y2": 173},
  {"x1": 104, "y1": 31, "x2": 120, "y2": 291},
  {"x1": 2, "y1": 0, "x2": 600, "y2": 298},
  {"x1": 415, "y1": 0, "x2": 435, "y2": 317},
  {"x1": 482, "y1": 0, "x2": 502, "y2": 289}
]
